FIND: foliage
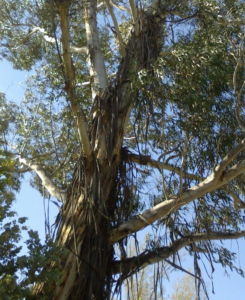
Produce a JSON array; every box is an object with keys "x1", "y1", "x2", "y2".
[
  {"x1": 1, "y1": 0, "x2": 245, "y2": 299},
  {"x1": 170, "y1": 274, "x2": 208, "y2": 300},
  {"x1": 0, "y1": 178, "x2": 65, "y2": 300},
  {"x1": 0, "y1": 97, "x2": 65, "y2": 299},
  {"x1": 123, "y1": 240, "x2": 167, "y2": 300}
]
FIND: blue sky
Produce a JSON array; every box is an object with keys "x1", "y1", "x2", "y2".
[{"x1": 1, "y1": 59, "x2": 245, "y2": 299}]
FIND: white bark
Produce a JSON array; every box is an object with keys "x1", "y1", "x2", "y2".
[
  {"x1": 58, "y1": 5, "x2": 92, "y2": 158},
  {"x1": 128, "y1": 0, "x2": 139, "y2": 36},
  {"x1": 145, "y1": 0, "x2": 160, "y2": 15},
  {"x1": 228, "y1": 190, "x2": 245, "y2": 209},
  {"x1": 111, "y1": 150, "x2": 245, "y2": 244},
  {"x1": 19, "y1": 157, "x2": 66, "y2": 203},
  {"x1": 111, "y1": 1, "x2": 131, "y2": 14},
  {"x1": 214, "y1": 138, "x2": 245, "y2": 175},
  {"x1": 85, "y1": 0, "x2": 108, "y2": 99},
  {"x1": 105, "y1": 0, "x2": 126, "y2": 56},
  {"x1": 30, "y1": 27, "x2": 88, "y2": 54}
]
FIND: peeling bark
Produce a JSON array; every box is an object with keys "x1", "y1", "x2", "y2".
[
  {"x1": 32, "y1": 1, "x2": 245, "y2": 299},
  {"x1": 124, "y1": 151, "x2": 202, "y2": 180},
  {"x1": 48, "y1": 4, "x2": 165, "y2": 299}
]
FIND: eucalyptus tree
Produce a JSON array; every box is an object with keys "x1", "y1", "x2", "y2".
[{"x1": 1, "y1": 0, "x2": 245, "y2": 299}]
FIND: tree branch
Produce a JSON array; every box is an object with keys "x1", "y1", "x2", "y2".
[
  {"x1": 85, "y1": 0, "x2": 108, "y2": 99},
  {"x1": 105, "y1": 0, "x2": 126, "y2": 57},
  {"x1": 128, "y1": 0, "x2": 139, "y2": 36},
  {"x1": 233, "y1": 38, "x2": 245, "y2": 132},
  {"x1": 111, "y1": 0, "x2": 131, "y2": 14},
  {"x1": 19, "y1": 157, "x2": 66, "y2": 203},
  {"x1": 145, "y1": 0, "x2": 160, "y2": 15},
  {"x1": 30, "y1": 27, "x2": 88, "y2": 54},
  {"x1": 228, "y1": 189, "x2": 245, "y2": 210},
  {"x1": 110, "y1": 158, "x2": 245, "y2": 244},
  {"x1": 124, "y1": 152, "x2": 202, "y2": 181},
  {"x1": 112, "y1": 230, "x2": 245, "y2": 275},
  {"x1": 58, "y1": 3, "x2": 92, "y2": 159},
  {"x1": 214, "y1": 138, "x2": 245, "y2": 176}
]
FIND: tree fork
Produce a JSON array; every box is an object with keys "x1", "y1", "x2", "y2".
[{"x1": 33, "y1": 4, "x2": 165, "y2": 300}]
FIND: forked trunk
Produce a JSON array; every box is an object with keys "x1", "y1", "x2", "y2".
[{"x1": 34, "y1": 9, "x2": 163, "y2": 300}]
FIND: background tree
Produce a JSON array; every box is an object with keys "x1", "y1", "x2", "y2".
[
  {"x1": 170, "y1": 274, "x2": 208, "y2": 300},
  {"x1": 123, "y1": 238, "x2": 168, "y2": 300},
  {"x1": 0, "y1": 93, "x2": 65, "y2": 299},
  {"x1": 1, "y1": 0, "x2": 245, "y2": 299}
]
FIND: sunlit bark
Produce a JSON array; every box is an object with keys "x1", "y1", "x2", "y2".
[
  {"x1": 15, "y1": 0, "x2": 245, "y2": 299},
  {"x1": 19, "y1": 157, "x2": 66, "y2": 202},
  {"x1": 110, "y1": 157, "x2": 245, "y2": 244},
  {"x1": 57, "y1": 2, "x2": 92, "y2": 158}
]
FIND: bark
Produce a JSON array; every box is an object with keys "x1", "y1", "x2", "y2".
[
  {"x1": 124, "y1": 151, "x2": 203, "y2": 180},
  {"x1": 112, "y1": 230, "x2": 245, "y2": 276},
  {"x1": 28, "y1": 27, "x2": 88, "y2": 54},
  {"x1": 32, "y1": 1, "x2": 245, "y2": 299},
  {"x1": 110, "y1": 156, "x2": 245, "y2": 244},
  {"x1": 85, "y1": 0, "x2": 108, "y2": 99},
  {"x1": 58, "y1": 3, "x2": 92, "y2": 157},
  {"x1": 105, "y1": 0, "x2": 126, "y2": 56},
  {"x1": 43, "y1": 2, "x2": 165, "y2": 299},
  {"x1": 19, "y1": 157, "x2": 66, "y2": 203}
]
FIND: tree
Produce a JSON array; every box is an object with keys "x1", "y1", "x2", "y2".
[
  {"x1": 1, "y1": 0, "x2": 245, "y2": 299},
  {"x1": 123, "y1": 238, "x2": 167, "y2": 300},
  {"x1": 0, "y1": 93, "x2": 65, "y2": 299},
  {"x1": 170, "y1": 274, "x2": 208, "y2": 300}
]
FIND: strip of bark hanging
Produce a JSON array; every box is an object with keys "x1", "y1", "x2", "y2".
[{"x1": 124, "y1": 151, "x2": 202, "y2": 181}]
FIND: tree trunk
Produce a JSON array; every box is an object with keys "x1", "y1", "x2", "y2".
[
  {"x1": 28, "y1": 1, "x2": 164, "y2": 298},
  {"x1": 50, "y1": 13, "x2": 164, "y2": 300}
]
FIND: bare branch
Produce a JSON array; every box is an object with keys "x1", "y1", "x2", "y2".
[
  {"x1": 128, "y1": 0, "x2": 139, "y2": 36},
  {"x1": 110, "y1": 159, "x2": 245, "y2": 244},
  {"x1": 19, "y1": 157, "x2": 66, "y2": 203},
  {"x1": 144, "y1": 0, "x2": 160, "y2": 15},
  {"x1": 70, "y1": 45, "x2": 88, "y2": 54},
  {"x1": 85, "y1": 0, "x2": 108, "y2": 99},
  {"x1": 30, "y1": 27, "x2": 88, "y2": 54},
  {"x1": 105, "y1": 0, "x2": 126, "y2": 57},
  {"x1": 233, "y1": 37, "x2": 245, "y2": 131},
  {"x1": 179, "y1": 133, "x2": 192, "y2": 195},
  {"x1": 58, "y1": 4, "x2": 92, "y2": 158},
  {"x1": 112, "y1": 230, "x2": 245, "y2": 275},
  {"x1": 214, "y1": 138, "x2": 245, "y2": 175},
  {"x1": 111, "y1": 0, "x2": 131, "y2": 14},
  {"x1": 125, "y1": 152, "x2": 202, "y2": 181},
  {"x1": 228, "y1": 189, "x2": 245, "y2": 210}
]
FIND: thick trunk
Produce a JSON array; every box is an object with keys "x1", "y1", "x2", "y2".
[
  {"x1": 34, "y1": 4, "x2": 164, "y2": 300},
  {"x1": 53, "y1": 53, "x2": 134, "y2": 300}
]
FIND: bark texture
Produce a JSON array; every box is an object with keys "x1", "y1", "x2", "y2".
[{"x1": 47, "y1": 8, "x2": 165, "y2": 300}]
